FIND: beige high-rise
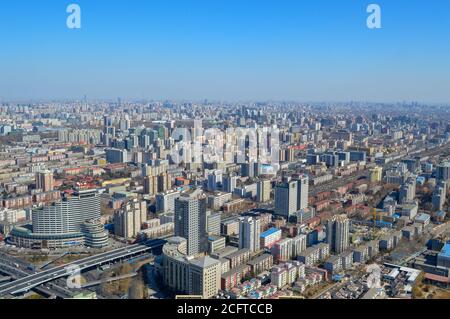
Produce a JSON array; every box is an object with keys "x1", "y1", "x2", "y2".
[{"x1": 36, "y1": 170, "x2": 54, "y2": 192}]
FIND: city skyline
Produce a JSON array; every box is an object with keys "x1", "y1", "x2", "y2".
[
  {"x1": 1, "y1": 0, "x2": 450, "y2": 304},
  {"x1": 1, "y1": 0, "x2": 450, "y2": 103}
]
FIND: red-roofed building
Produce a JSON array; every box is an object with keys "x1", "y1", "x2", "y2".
[{"x1": 424, "y1": 273, "x2": 449, "y2": 288}]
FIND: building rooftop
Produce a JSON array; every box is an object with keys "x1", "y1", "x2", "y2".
[
  {"x1": 210, "y1": 246, "x2": 239, "y2": 259},
  {"x1": 260, "y1": 227, "x2": 281, "y2": 238},
  {"x1": 415, "y1": 213, "x2": 431, "y2": 222},
  {"x1": 325, "y1": 255, "x2": 341, "y2": 263},
  {"x1": 247, "y1": 254, "x2": 273, "y2": 265},
  {"x1": 225, "y1": 248, "x2": 250, "y2": 260},
  {"x1": 221, "y1": 264, "x2": 249, "y2": 278},
  {"x1": 208, "y1": 235, "x2": 224, "y2": 242},
  {"x1": 439, "y1": 242, "x2": 450, "y2": 258},
  {"x1": 189, "y1": 256, "x2": 220, "y2": 269}
]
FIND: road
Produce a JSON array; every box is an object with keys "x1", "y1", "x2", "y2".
[
  {"x1": 81, "y1": 272, "x2": 138, "y2": 289},
  {"x1": 0, "y1": 239, "x2": 165, "y2": 297},
  {"x1": 0, "y1": 255, "x2": 70, "y2": 299}
]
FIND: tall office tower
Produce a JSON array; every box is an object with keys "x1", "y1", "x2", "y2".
[
  {"x1": 401, "y1": 158, "x2": 419, "y2": 173},
  {"x1": 274, "y1": 179, "x2": 298, "y2": 218},
  {"x1": 296, "y1": 175, "x2": 309, "y2": 211},
  {"x1": 35, "y1": 170, "x2": 54, "y2": 192},
  {"x1": 105, "y1": 148, "x2": 128, "y2": 164},
  {"x1": 174, "y1": 189, "x2": 208, "y2": 255},
  {"x1": 337, "y1": 151, "x2": 351, "y2": 164},
  {"x1": 103, "y1": 115, "x2": 113, "y2": 132},
  {"x1": 114, "y1": 199, "x2": 147, "y2": 239},
  {"x1": 285, "y1": 148, "x2": 295, "y2": 162},
  {"x1": 326, "y1": 214, "x2": 350, "y2": 254},
  {"x1": 206, "y1": 211, "x2": 221, "y2": 236},
  {"x1": 144, "y1": 175, "x2": 158, "y2": 195},
  {"x1": 436, "y1": 162, "x2": 450, "y2": 181},
  {"x1": 126, "y1": 135, "x2": 139, "y2": 150},
  {"x1": 257, "y1": 179, "x2": 272, "y2": 202},
  {"x1": 238, "y1": 216, "x2": 261, "y2": 253},
  {"x1": 207, "y1": 170, "x2": 222, "y2": 192},
  {"x1": 222, "y1": 173, "x2": 238, "y2": 193},
  {"x1": 279, "y1": 149, "x2": 286, "y2": 162},
  {"x1": 157, "y1": 173, "x2": 171, "y2": 193},
  {"x1": 119, "y1": 115, "x2": 131, "y2": 131},
  {"x1": 369, "y1": 166, "x2": 383, "y2": 183},
  {"x1": 32, "y1": 189, "x2": 101, "y2": 235},
  {"x1": 241, "y1": 162, "x2": 259, "y2": 178},
  {"x1": 432, "y1": 181, "x2": 447, "y2": 211},
  {"x1": 399, "y1": 178, "x2": 416, "y2": 204}
]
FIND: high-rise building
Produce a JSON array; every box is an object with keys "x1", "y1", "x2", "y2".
[
  {"x1": 9, "y1": 190, "x2": 107, "y2": 249},
  {"x1": 105, "y1": 148, "x2": 128, "y2": 164},
  {"x1": 114, "y1": 199, "x2": 147, "y2": 238},
  {"x1": 103, "y1": 115, "x2": 113, "y2": 128},
  {"x1": 35, "y1": 170, "x2": 54, "y2": 192},
  {"x1": 32, "y1": 189, "x2": 101, "y2": 235},
  {"x1": 206, "y1": 211, "x2": 221, "y2": 236},
  {"x1": 241, "y1": 162, "x2": 257, "y2": 178},
  {"x1": 156, "y1": 190, "x2": 180, "y2": 214},
  {"x1": 207, "y1": 170, "x2": 222, "y2": 192},
  {"x1": 274, "y1": 179, "x2": 297, "y2": 218},
  {"x1": 174, "y1": 189, "x2": 208, "y2": 255},
  {"x1": 296, "y1": 175, "x2": 309, "y2": 211},
  {"x1": 326, "y1": 214, "x2": 350, "y2": 254},
  {"x1": 369, "y1": 166, "x2": 383, "y2": 183},
  {"x1": 432, "y1": 181, "x2": 447, "y2": 211},
  {"x1": 238, "y1": 216, "x2": 261, "y2": 253},
  {"x1": 119, "y1": 115, "x2": 131, "y2": 131},
  {"x1": 162, "y1": 237, "x2": 221, "y2": 299},
  {"x1": 285, "y1": 148, "x2": 295, "y2": 162},
  {"x1": 222, "y1": 174, "x2": 238, "y2": 193},
  {"x1": 272, "y1": 238, "x2": 293, "y2": 262},
  {"x1": 257, "y1": 179, "x2": 272, "y2": 203},
  {"x1": 157, "y1": 173, "x2": 171, "y2": 193},
  {"x1": 188, "y1": 256, "x2": 222, "y2": 298},
  {"x1": 291, "y1": 234, "x2": 307, "y2": 258},
  {"x1": 144, "y1": 175, "x2": 158, "y2": 195},
  {"x1": 436, "y1": 162, "x2": 450, "y2": 181},
  {"x1": 399, "y1": 178, "x2": 416, "y2": 204}
]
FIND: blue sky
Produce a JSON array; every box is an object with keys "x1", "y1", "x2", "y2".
[{"x1": 0, "y1": 0, "x2": 449, "y2": 103}]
